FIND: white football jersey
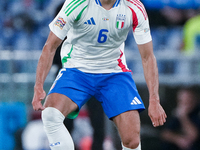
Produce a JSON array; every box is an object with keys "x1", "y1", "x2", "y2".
[{"x1": 49, "y1": 0, "x2": 152, "y2": 73}]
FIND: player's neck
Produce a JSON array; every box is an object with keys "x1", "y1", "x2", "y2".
[{"x1": 100, "y1": 0, "x2": 117, "y2": 10}]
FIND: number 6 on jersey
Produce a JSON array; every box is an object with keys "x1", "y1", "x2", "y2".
[{"x1": 97, "y1": 29, "x2": 109, "y2": 43}]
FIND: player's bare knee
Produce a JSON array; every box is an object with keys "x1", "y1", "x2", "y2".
[{"x1": 122, "y1": 135, "x2": 140, "y2": 149}]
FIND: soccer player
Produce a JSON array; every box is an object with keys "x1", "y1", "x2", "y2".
[{"x1": 32, "y1": 0, "x2": 167, "y2": 149}]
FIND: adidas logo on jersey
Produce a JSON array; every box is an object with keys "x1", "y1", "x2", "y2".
[
  {"x1": 131, "y1": 97, "x2": 142, "y2": 105},
  {"x1": 84, "y1": 17, "x2": 96, "y2": 25}
]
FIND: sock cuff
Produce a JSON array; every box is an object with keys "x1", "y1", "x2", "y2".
[{"x1": 122, "y1": 143, "x2": 141, "y2": 150}]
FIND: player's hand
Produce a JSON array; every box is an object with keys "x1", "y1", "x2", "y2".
[
  {"x1": 32, "y1": 84, "x2": 46, "y2": 111},
  {"x1": 148, "y1": 100, "x2": 167, "y2": 127}
]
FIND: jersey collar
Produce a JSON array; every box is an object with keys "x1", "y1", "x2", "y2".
[{"x1": 95, "y1": 0, "x2": 121, "y2": 7}]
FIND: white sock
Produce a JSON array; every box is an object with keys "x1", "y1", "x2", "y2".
[
  {"x1": 122, "y1": 143, "x2": 141, "y2": 150},
  {"x1": 42, "y1": 107, "x2": 74, "y2": 150}
]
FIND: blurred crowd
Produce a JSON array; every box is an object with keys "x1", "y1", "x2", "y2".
[
  {"x1": 0, "y1": 0, "x2": 200, "y2": 150},
  {"x1": 161, "y1": 87, "x2": 200, "y2": 150},
  {"x1": 0, "y1": 0, "x2": 63, "y2": 50}
]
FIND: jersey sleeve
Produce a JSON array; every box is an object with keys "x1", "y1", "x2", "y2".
[
  {"x1": 127, "y1": 0, "x2": 152, "y2": 45},
  {"x1": 49, "y1": 0, "x2": 88, "y2": 40},
  {"x1": 133, "y1": 12, "x2": 152, "y2": 45}
]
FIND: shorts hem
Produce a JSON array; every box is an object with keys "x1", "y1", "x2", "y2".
[{"x1": 108, "y1": 107, "x2": 145, "y2": 119}]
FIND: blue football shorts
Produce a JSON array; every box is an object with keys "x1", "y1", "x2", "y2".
[{"x1": 48, "y1": 68, "x2": 145, "y2": 119}]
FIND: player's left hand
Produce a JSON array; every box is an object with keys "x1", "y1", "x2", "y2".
[{"x1": 148, "y1": 100, "x2": 167, "y2": 127}]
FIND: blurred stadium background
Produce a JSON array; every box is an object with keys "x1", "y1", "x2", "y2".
[{"x1": 0, "y1": 0, "x2": 200, "y2": 150}]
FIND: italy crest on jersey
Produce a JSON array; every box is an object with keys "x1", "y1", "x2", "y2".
[{"x1": 116, "y1": 14, "x2": 126, "y2": 29}]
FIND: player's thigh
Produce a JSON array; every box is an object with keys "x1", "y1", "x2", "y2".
[
  {"x1": 112, "y1": 110, "x2": 140, "y2": 144},
  {"x1": 43, "y1": 93, "x2": 78, "y2": 117}
]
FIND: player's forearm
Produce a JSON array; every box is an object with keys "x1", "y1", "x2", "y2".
[
  {"x1": 35, "y1": 44, "x2": 56, "y2": 87},
  {"x1": 142, "y1": 51, "x2": 159, "y2": 102},
  {"x1": 35, "y1": 32, "x2": 62, "y2": 88},
  {"x1": 138, "y1": 41, "x2": 159, "y2": 102}
]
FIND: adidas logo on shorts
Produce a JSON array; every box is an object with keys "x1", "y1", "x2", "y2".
[{"x1": 131, "y1": 97, "x2": 142, "y2": 105}]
